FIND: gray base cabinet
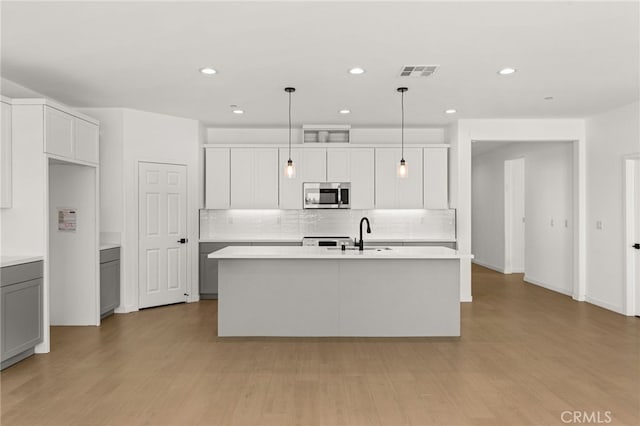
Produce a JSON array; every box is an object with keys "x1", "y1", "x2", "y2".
[
  {"x1": 200, "y1": 242, "x2": 300, "y2": 299},
  {"x1": 1, "y1": 261, "x2": 43, "y2": 370},
  {"x1": 100, "y1": 248, "x2": 120, "y2": 319}
]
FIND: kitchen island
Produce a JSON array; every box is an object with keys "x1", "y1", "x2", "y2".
[{"x1": 209, "y1": 246, "x2": 469, "y2": 337}]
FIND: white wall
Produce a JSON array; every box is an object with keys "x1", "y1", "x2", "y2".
[
  {"x1": 0, "y1": 104, "x2": 46, "y2": 255},
  {"x1": 585, "y1": 101, "x2": 640, "y2": 314},
  {"x1": 80, "y1": 108, "x2": 200, "y2": 313},
  {"x1": 472, "y1": 142, "x2": 574, "y2": 295}
]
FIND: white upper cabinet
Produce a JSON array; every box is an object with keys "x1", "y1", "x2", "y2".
[
  {"x1": 74, "y1": 118, "x2": 99, "y2": 164},
  {"x1": 230, "y1": 148, "x2": 279, "y2": 209},
  {"x1": 423, "y1": 147, "x2": 449, "y2": 209},
  {"x1": 205, "y1": 147, "x2": 230, "y2": 209},
  {"x1": 45, "y1": 106, "x2": 74, "y2": 158},
  {"x1": 1, "y1": 101, "x2": 12, "y2": 208},
  {"x1": 279, "y1": 147, "x2": 326, "y2": 209},
  {"x1": 44, "y1": 106, "x2": 99, "y2": 164},
  {"x1": 375, "y1": 147, "x2": 423, "y2": 208},
  {"x1": 327, "y1": 148, "x2": 374, "y2": 209}
]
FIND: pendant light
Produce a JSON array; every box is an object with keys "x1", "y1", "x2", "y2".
[
  {"x1": 397, "y1": 87, "x2": 408, "y2": 178},
  {"x1": 284, "y1": 87, "x2": 296, "y2": 179}
]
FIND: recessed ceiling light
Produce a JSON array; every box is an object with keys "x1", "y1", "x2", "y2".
[
  {"x1": 348, "y1": 67, "x2": 365, "y2": 75},
  {"x1": 199, "y1": 67, "x2": 217, "y2": 75},
  {"x1": 339, "y1": 109, "x2": 351, "y2": 114},
  {"x1": 445, "y1": 109, "x2": 457, "y2": 114},
  {"x1": 498, "y1": 67, "x2": 517, "y2": 75},
  {"x1": 232, "y1": 109, "x2": 244, "y2": 114}
]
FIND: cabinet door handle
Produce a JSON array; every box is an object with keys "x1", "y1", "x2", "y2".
[
  {"x1": 633, "y1": 243, "x2": 640, "y2": 250},
  {"x1": 177, "y1": 238, "x2": 188, "y2": 244}
]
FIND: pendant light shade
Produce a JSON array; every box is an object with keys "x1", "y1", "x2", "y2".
[
  {"x1": 397, "y1": 87, "x2": 408, "y2": 178},
  {"x1": 284, "y1": 87, "x2": 296, "y2": 179}
]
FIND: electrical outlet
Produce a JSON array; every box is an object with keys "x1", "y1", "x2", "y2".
[{"x1": 596, "y1": 220, "x2": 603, "y2": 230}]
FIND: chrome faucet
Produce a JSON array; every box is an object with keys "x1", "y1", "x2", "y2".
[{"x1": 357, "y1": 217, "x2": 371, "y2": 251}]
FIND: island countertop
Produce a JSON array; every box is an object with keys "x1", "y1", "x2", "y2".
[{"x1": 209, "y1": 245, "x2": 471, "y2": 260}]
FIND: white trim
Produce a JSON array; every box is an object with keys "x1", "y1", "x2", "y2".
[
  {"x1": 585, "y1": 296, "x2": 625, "y2": 316},
  {"x1": 523, "y1": 275, "x2": 573, "y2": 296},
  {"x1": 623, "y1": 153, "x2": 640, "y2": 316},
  {"x1": 472, "y1": 258, "x2": 505, "y2": 274}
]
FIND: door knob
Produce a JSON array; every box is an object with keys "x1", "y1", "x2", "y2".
[
  {"x1": 633, "y1": 243, "x2": 640, "y2": 250},
  {"x1": 177, "y1": 238, "x2": 188, "y2": 244}
]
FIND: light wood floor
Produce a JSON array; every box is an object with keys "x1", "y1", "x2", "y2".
[{"x1": 1, "y1": 265, "x2": 638, "y2": 426}]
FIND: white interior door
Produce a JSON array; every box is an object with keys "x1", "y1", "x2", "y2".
[
  {"x1": 504, "y1": 158, "x2": 525, "y2": 274},
  {"x1": 634, "y1": 159, "x2": 640, "y2": 316},
  {"x1": 139, "y1": 162, "x2": 188, "y2": 309}
]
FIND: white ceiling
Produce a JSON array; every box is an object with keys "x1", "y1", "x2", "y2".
[{"x1": 1, "y1": 1, "x2": 638, "y2": 127}]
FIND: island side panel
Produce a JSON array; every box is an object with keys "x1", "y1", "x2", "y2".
[
  {"x1": 218, "y1": 259, "x2": 340, "y2": 336},
  {"x1": 338, "y1": 259, "x2": 460, "y2": 336},
  {"x1": 218, "y1": 257, "x2": 460, "y2": 337}
]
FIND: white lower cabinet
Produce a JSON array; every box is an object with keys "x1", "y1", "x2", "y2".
[
  {"x1": 375, "y1": 147, "x2": 423, "y2": 208},
  {"x1": 230, "y1": 148, "x2": 279, "y2": 209},
  {"x1": 279, "y1": 147, "x2": 326, "y2": 209},
  {"x1": 44, "y1": 106, "x2": 98, "y2": 164},
  {"x1": 327, "y1": 148, "x2": 374, "y2": 209}
]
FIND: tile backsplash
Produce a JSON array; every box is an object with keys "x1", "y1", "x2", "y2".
[{"x1": 200, "y1": 209, "x2": 456, "y2": 241}]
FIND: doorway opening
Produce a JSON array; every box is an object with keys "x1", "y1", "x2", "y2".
[{"x1": 472, "y1": 141, "x2": 575, "y2": 296}]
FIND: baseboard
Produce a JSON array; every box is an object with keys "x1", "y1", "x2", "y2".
[
  {"x1": 523, "y1": 275, "x2": 573, "y2": 296},
  {"x1": 584, "y1": 296, "x2": 625, "y2": 315},
  {"x1": 472, "y1": 259, "x2": 505, "y2": 273}
]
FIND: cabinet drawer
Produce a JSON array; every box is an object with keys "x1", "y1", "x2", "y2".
[
  {"x1": 100, "y1": 247, "x2": 120, "y2": 264},
  {"x1": 1, "y1": 261, "x2": 43, "y2": 287}
]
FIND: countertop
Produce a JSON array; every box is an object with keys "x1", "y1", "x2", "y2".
[
  {"x1": 1, "y1": 255, "x2": 44, "y2": 268},
  {"x1": 100, "y1": 243, "x2": 121, "y2": 251},
  {"x1": 200, "y1": 237, "x2": 456, "y2": 243},
  {"x1": 209, "y1": 245, "x2": 471, "y2": 260}
]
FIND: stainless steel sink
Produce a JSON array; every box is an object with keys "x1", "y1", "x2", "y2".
[{"x1": 326, "y1": 247, "x2": 393, "y2": 251}]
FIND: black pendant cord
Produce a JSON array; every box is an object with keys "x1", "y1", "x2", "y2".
[
  {"x1": 285, "y1": 87, "x2": 295, "y2": 162},
  {"x1": 401, "y1": 89, "x2": 405, "y2": 161},
  {"x1": 288, "y1": 90, "x2": 292, "y2": 161}
]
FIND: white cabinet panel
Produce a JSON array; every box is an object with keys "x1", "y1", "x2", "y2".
[
  {"x1": 375, "y1": 148, "x2": 423, "y2": 208},
  {"x1": 279, "y1": 148, "x2": 326, "y2": 209},
  {"x1": 1, "y1": 101, "x2": 12, "y2": 208},
  {"x1": 327, "y1": 148, "x2": 374, "y2": 209},
  {"x1": 45, "y1": 106, "x2": 74, "y2": 158},
  {"x1": 205, "y1": 148, "x2": 230, "y2": 209},
  {"x1": 230, "y1": 148, "x2": 278, "y2": 209},
  {"x1": 253, "y1": 149, "x2": 279, "y2": 208},
  {"x1": 423, "y1": 148, "x2": 449, "y2": 209},
  {"x1": 74, "y1": 118, "x2": 99, "y2": 164}
]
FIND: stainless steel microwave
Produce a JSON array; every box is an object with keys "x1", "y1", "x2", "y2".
[{"x1": 303, "y1": 182, "x2": 351, "y2": 209}]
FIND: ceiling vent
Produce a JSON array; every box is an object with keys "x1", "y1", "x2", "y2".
[{"x1": 399, "y1": 65, "x2": 439, "y2": 77}]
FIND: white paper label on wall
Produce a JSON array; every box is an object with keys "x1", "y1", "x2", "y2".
[{"x1": 58, "y1": 208, "x2": 77, "y2": 232}]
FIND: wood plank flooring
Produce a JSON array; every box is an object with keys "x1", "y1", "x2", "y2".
[{"x1": 1, "y1": 264, "x2": 638, "y2": 425}]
